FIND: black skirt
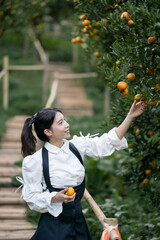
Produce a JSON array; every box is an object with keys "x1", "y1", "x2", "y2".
[{"x1": 30, "y1": 186, "x2": 91, "y2": 240}]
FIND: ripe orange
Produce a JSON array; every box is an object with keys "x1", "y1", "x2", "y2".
[
  {"x1": 71, "y1": 36, "x2": 84, "y2": 44},
  {"x1": 148, "y1": 99, "x2": 157, "y2": 106},
  {"x1": 127, "y1": 19, "x2": 134, "y2": 27},
  {"x1": 143, "y1": 178, "x2": 149, "y2": 184},
  {"x1": 121, "y1": 88, "x2": 128, "y2": 95},
  {"x1": 147, "y1": 130, "x2": 154, "y2": 136},
  {"x1": 134, "y1": 94, "x2": 142, "y2": 101},
  {"x1": 65, "y1": 187, "x2": 75, "y2": 196},
  {"x1": 82, "y1": 19, "x2": 90, "y2": 26},
  {"x1": 127, "y1": 73, "x2": 135, "y2": 81},
  {"x1": 155, "y1": 84, "x2": 160, "y2": 90},
  {"x1": 120, "y1": 12, "x2": 131, "y2": 21},
  {"x1": 94, "y1": 51, "x2": 101, "y2": 58},
  {"x1": 145, "y1": 169, "x2": 151, "y2": 175},
  {"x1": 148, "y1": 36, "x2": 156, "y2": 44},
  {"x1": 117, "y1": 81, "x2": 127, "y2": 90},
  {"x1": 82, "y1": 28, "x2": 88, "y2": 33},
  {"x1": 135, "y1": 128, "x2": 140, "y2": 135}
]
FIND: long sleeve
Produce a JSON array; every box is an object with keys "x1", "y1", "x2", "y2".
[
  {"x1": 71, "y1": 127, "x2": 128, "y2": 158},
  {"x1": 22, "y1": 151, "x2": 63, "y2": 217}
]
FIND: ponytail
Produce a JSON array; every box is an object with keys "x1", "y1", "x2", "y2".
[
  {"x1": 21, "y1": 108, "x2": 61, "y2": 157},
  {"x1": 21, "y1": 118, "x2": 37, "y2": 157}
]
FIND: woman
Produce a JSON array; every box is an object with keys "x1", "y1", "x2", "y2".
[{"x1": 21, "y1": 100, "x2": 145, "y2": 240}]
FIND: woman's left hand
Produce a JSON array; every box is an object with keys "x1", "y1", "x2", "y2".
[{"x1": 128, "y1": 100, "x2": 146, "y2": 119}]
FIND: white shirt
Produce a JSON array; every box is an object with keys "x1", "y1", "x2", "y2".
[{"x1": 22, "y1": 127, "x2": 128, "y2": 217}]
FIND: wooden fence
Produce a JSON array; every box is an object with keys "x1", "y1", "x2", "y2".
[
  {"x1": 0, "y1": 39, "x2": 48, "y2": 109},
  {"x1": 0, "y1": 38, "x2": 110, "y2": 113}
]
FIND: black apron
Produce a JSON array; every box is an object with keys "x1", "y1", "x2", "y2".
[{"x1": 30, "y1": 142, "x2": 92, "y2": 240}]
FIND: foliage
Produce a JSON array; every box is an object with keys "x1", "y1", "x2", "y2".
[{"x1": 72, "y1": 0, "x2": 160, "y2": 239}]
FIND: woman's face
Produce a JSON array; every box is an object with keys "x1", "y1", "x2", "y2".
[{"x1": 48, "y1": 112, "x2": 70, "y2": 141}]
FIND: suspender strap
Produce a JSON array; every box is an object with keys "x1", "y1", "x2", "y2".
[
  {"x1": 42, "y1": 142, "x2": 83, "y2": 192},
  {"x1": 69, "y1": 142, "x2": 83, "y2": 166},
  {"x1": 42, "y1": 147, "x2": 54, "y2": 192}
]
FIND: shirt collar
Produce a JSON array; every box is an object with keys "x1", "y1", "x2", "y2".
[{"x1": 44, "y1": 140, "x2": 69, "y2": 154}]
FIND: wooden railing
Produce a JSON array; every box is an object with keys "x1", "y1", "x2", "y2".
[{"x1": 0, "y1": 38, "x2": 49, "y2": 109}]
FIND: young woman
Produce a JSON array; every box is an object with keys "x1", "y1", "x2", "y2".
[{"x1": 21, "y1": 100, "x2": 146, "y2": 240}]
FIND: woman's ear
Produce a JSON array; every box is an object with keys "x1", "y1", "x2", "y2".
[{"x1": 44, "y1": 129, "x2": 53, "y2": 137}]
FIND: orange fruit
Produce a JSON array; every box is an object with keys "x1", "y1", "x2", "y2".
[
  {"x1": 143, "y1": 178, "x2": 149, "y2": 184},
  {"x1": 135, "y1": 128, "x2": 140, "y2": 135},
  {"x1": 145, "y1": 169, "x2": 151, "y2": 175},
  {"x1": 148, "y1": 100, "x2": 157, "y2": 106},
  {"x1": 120, "y1": 12, "x2": 131, "y2": 21},
  {"x1": 121, "y1": 88, "x2": 128, "y2": 95},
  {"x1": 65, "y1": 187, "x2": 75, "y2": 196},
  {"x1": 71, "y1": 38, "x2": 77, "y2": 43},
  {"x1": 127, "y1": 73, "x2": 135, "y2": 81},
  {"x1": 147, "y1": 130, "x2": 154, "y2": 136},
  {"x1": 117, "y1": 81, "x2": 127, "y2": 90},
  {"x1": 135, "y1": 94, "x2": 142, "y2": 101},
  {"x1": 155, "y1": 84, "x2": 160, "y2": 90},
  {"x1": 94, "y1": 52, "x2": 101, "y2": 58},
  {"x1": 82, "y1": 19, "x2": 90, "y2": 26},
  {"x1": 82, "y1": 28, "x2": 88, "y2": 33},
  {"x1": 127, "y1": 19, "x2": 134, "y2": 27},
  {"x1": 148, "y1": 36, "x2": 156, "y2": 44},
  {"x1": 115, "y1": 4, "x2": 119, "y2": 8}
]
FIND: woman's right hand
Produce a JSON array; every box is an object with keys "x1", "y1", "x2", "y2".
[{"x1": 51, "y1": 189, "x2": 76, "y2": 203}]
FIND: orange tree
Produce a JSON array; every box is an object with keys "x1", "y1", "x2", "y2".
[{"x1": 72, "y1": 0, "x2": 160, "y2": 239}]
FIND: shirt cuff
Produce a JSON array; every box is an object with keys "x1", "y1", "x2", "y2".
[
  {"x1": 108, "y1": 127, "x2": 128, "y2": 150},
  {"x1": 46, "y1": 191, "x2": 63, "y2": 217}
]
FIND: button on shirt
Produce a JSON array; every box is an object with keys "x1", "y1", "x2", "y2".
[{"x1": 22, "y1": 127, "x2": 128, "y2": 217}]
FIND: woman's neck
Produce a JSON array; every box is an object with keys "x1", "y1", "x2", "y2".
[{"x1": 48, "y1": 139, "x2": 64, "y2": 148}]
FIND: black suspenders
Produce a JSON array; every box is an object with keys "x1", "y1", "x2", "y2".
[{"x1": 42, "y1": 142, "x2": 83, "y2": 192}]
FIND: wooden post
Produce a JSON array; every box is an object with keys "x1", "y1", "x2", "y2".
[
  {"x1": 84, "y1": 189, "x2": 121, "y2": 240},
  {"x1": 3, "y1": 56, "x2": 9, "y2": 109},
  {"x1": 72, "y1": 44, "x2": 79, "y2": 67},
  {"x1": 42, "y1": 53, "x2": 49, "y2": 103}
]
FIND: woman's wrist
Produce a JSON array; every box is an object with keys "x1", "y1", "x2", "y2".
[{"x1": 126, "y1": 112, "x2": 135, "y2": 122}]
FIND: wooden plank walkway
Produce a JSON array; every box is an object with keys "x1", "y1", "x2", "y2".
[
  {"x1": 0, "y1": 116, "x2": 36, "y2": 240},
  {"x1": 48, "y1": 62, "x2": 93, "y2": 116}
]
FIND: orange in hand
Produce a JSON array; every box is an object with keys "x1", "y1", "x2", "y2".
[{"x1": 65, "y1": 187, "x2": 75, "y2": 196}]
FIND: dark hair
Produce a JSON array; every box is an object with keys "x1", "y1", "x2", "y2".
[{"x1": 21, "y1": 108, "x2": 62, "y2": 157}]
